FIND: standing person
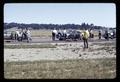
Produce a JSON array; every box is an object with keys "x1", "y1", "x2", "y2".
[
  {"x1": 16, "y1": 29, "x2": 22, "y2": 41},
  {"x1": 82, "y1": 29, "x2": 90, "y2": 49},
  {"x1": 21, "y1": 29, "x2": 24, "y2": 41},
  {"x1": 10, "y1": 31, "x2": 14, "y2": 40},
  {"x1": 19, "y1": 29, "x2": 23, "y2": 41},
  {"x1": 63, "y1": 28, "x2": 67, "y2": 40},
  {"x1": 113, "y1": 30, "x2": 116, "y2": 38},
  {"x1": 89, "y1": 30, "x2": 92, "y2": 38},
  {"x1": 105, "y1": 30, "x2": 109, "y2": 40},
  {"x1": 52, "y1": 28, "x2": 57, "y2": 41},
  {"x1": 98, "y1": 30, "x2": 102, "y2": 40},
  {"x1": 110, "y1": 32, "x2": 114, "y2": 39},
  {"x1": 15, "y1": 29, "x2": 19, "y2": 41},
  {"x1": 26, "y1": 28, "x2": 32, "y2": 43}
]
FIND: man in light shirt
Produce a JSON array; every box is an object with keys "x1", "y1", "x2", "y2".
[
  {"x1": 52, "y1": 28, "x2": 58, "y2": 41},
  {"x1": 26, "y1": 28, "x2": 32, "y2": 43},
  {"x1": 15, "y1": 29, "x2": 20, "y2": 41}
]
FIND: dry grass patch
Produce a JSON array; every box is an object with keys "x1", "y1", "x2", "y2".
[
  {"x1": 31, "y1": 30, "x2": 52, "y2": 37},
  {"x1": 4, "y1": 58, "x2": 116, "y2": 79}
]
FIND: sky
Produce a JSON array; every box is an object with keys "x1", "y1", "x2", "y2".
[{"x1": 4, "y1": 3, "x2": 116, "y2": 28}]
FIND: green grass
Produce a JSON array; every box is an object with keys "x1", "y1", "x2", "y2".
[
  {"x1": 4, "y1": 58, "x2": 116, "y2": 79},
  {"x1": 31, "y1": 30, "x2": 52, "y2": 37},
  {"x1": 4, "y1": 44, "x2": 56, "y2": 49}
]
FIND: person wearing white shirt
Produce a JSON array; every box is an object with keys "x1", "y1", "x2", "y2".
[
  {"x1": 26, "y1": 28, "x2": 32, "y2": 42},
  {"x1": 52, "y1": 28, "x2": 57, "y2": 41},
  {"x1": 53, "y1": 29, "x2": 58, "y2": 35},
  {"x1": 15, "y1": 30, "x2": 20, "y2": 41}
]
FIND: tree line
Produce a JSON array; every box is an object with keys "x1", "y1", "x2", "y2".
[{"x1": 4, "y1": 22, "x2": 108, "y2": 30}]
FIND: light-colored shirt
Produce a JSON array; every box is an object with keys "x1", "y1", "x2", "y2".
[
  {"x1": 16, "y1": 31, "x2": 22, "y2": 37},
  {"x1": 18, "y1": 32, "x2": 22, "y2": 37},
  {"x1": 63, "y1": 30, "x2": 67, "y2": 34},
  {"x1": 83, "y1": 30, "x2": 90, "y2": 39},
  {"x1": 26, "y1": 30, "x2": 31, "y2": 37},
  {"x1": 52, "y1": 29, "x2": 58, "y2": 34},
  {"x1": 16, "y1": 31, "x2": 19, "y2": 35}
]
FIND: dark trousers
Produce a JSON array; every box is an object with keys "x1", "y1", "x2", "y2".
[
  {"x1": 106, "y1": 34, "x2": 109, "y2": 40},
  {"x1": 63, "y1": 33, "x2": 66, "y2": 40},
  {"x1": 17, "y1": 37, "x2": 22, "y2": 41},
  {"x1": 99, "y1": 35, "x2": 101, "y2": 39},
  {"x1": 83, "y1": 38, "x2": 88, "y2": 48}
]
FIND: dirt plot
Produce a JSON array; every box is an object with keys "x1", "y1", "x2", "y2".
[
  {"x1": 4, "y1": 40, "x2": 116, "y2": 79},
  {"x1": 4, "y1": 41, "x2": 116, "y2": 62}
]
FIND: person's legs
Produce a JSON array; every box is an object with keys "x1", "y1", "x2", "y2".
[
  {"x1": 99, "y1": 35, "x2": 101, "y2": 39},
  {"x1": 17, "y1": 37, "x2": 20, "y2": 41},
  {"x1": 83, "y1": 38, "x2": 86, "y2": 48},
  {"x1": 107, "y1": 34, "x2": 109, "y2": 40},
  {"x1": 21, "y1": 34, "x2": 24, "y2": 41},
  {"x1": 52, "y1": 32, "x2": 53, "y2": 40},
  {"x1": 86, "y1": 39, "x2": 88, "y2": 48},
  {"x1": 15, "y1": 34, "x2": 16, "y2": 40},
  {"x1": 21, "y1": 37, "x2": 22, "y2": 41},
  {"x1": 64, "y1": 33, "x2": 66, "y2": 40},
  {"x1": 53, "y1": 33, "x2": 55, "y2": 40},
  {"x1": 52, "y1": 32, "x2": 55, "y2": 41},
  {"x1": 27, "y1": 36, "x2": 29, "y2": 43}
]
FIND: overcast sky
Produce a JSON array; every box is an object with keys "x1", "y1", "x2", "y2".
[{"x1": 4, "y1": 3, "x2": 116, "y2": 28}]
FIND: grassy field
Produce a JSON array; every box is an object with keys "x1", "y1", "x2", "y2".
[
  {"x1": 31, "y1": 30, "x2": 52, "y2": 37},
  {"x1": 4, "y1": 44, "x2": 56, "y2": 49},
  {"x1": 4, "y1": 58, "x2": 116, "y2": 79}
]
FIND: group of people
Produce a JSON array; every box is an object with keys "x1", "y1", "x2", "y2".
[
  {"x1": 11, "y1": 28, "x2": 32, "y2": 42},
  {"x1": 52, "y1": 28, "x2": 116, "y2": 49},
  {"x1": 52, "y1": 28, "x2": 90, "y2": 49},
  {"x1": 82, "y1": 29, "x2": 116, "y2": 49}
]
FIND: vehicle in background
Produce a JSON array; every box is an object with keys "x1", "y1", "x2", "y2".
[
  {"x1": 4, "y1": 31, "x2": 13, "y2": 40},
  {"x1": 4, "y1": 30, "x2": 32, "y2": 42},
  {"x1": 66, "y1": 30, "x2": 81, "y2": 41}
]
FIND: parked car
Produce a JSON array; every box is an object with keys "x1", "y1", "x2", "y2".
[
  {"x1": 66, "y1": 30, "x2": 81, "y2": 41},
  {"x1": 4, "y1": 31, "x2": 13, "y2": 40}
]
